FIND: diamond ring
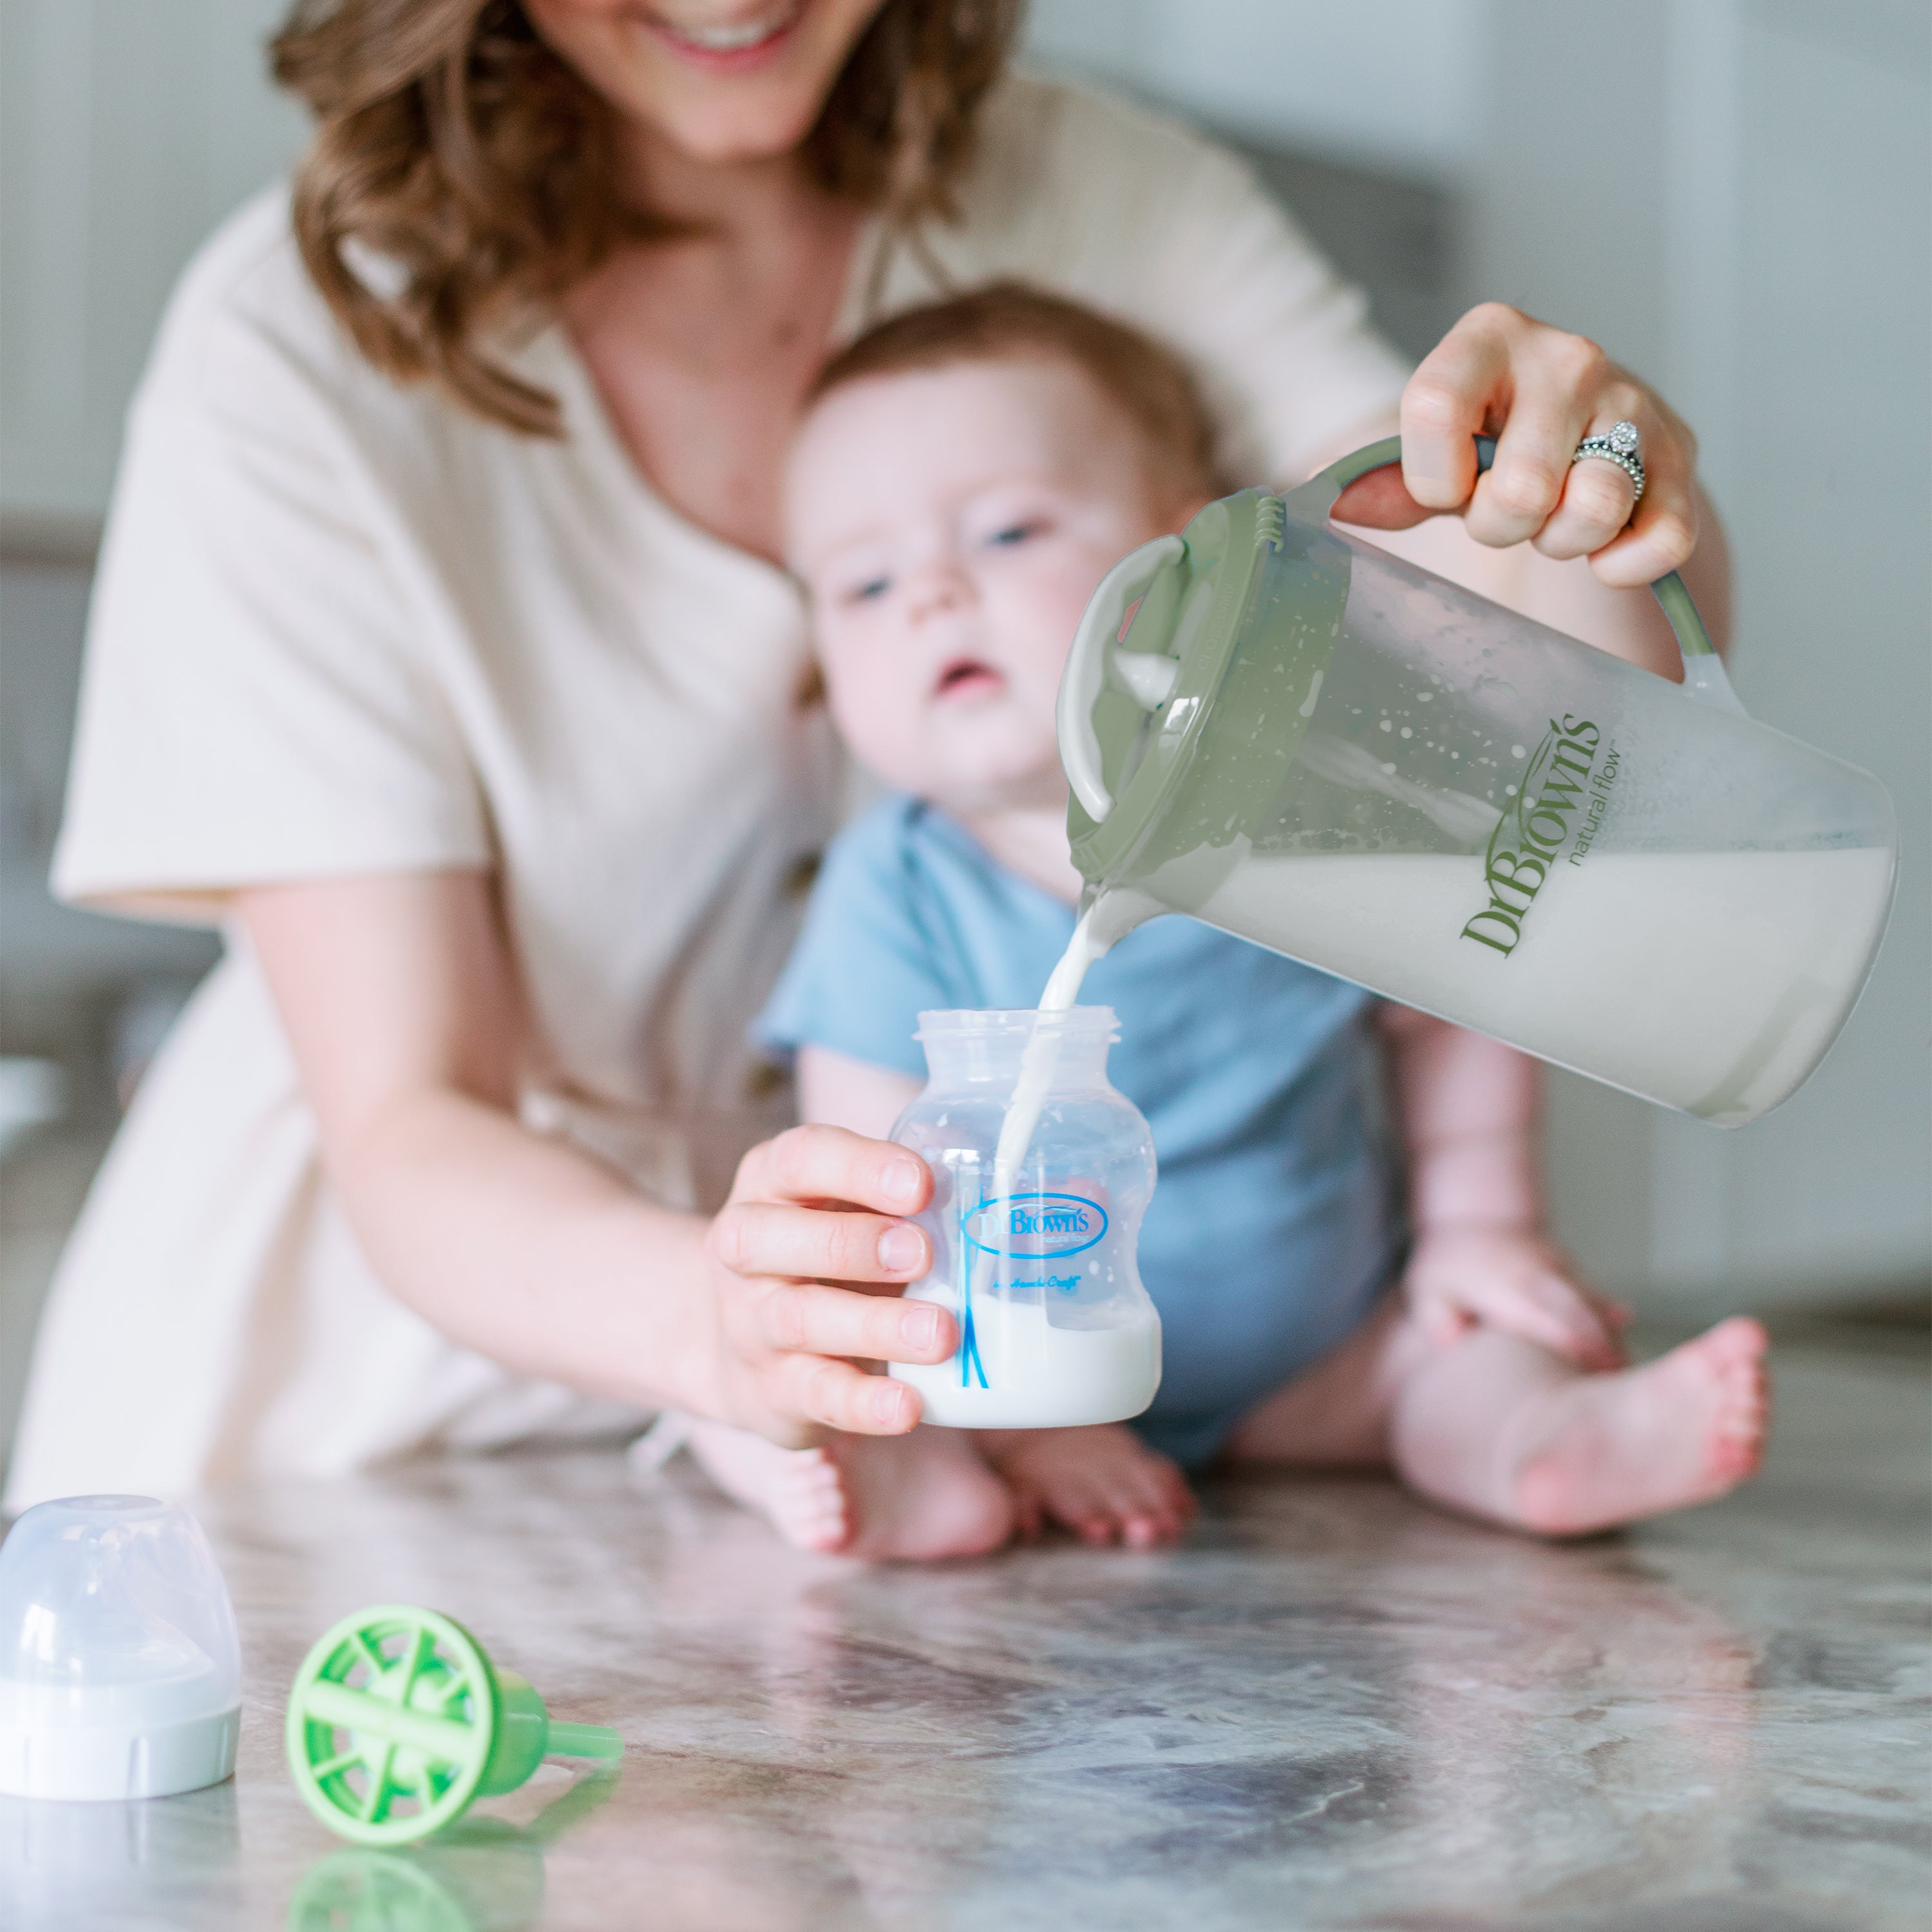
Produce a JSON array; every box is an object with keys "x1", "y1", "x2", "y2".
[{"x1": 1572, "y1": 419, "x2": 1645, "y2": 506}]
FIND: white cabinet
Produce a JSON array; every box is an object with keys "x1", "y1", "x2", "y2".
[
  {"x1": 0, "y1": 0, "x2": 303, "y2": 538},
  {"x1": 1473, "y1": 0, "x2": 1931, "y2": 1312}
]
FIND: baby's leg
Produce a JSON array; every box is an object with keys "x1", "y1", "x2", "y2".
[
  {"x1": 1221, "y1": 1293, "x2": 1429, "y2": 1466},
  {"x1": 976, "y1": 1426, "x2": 1195, "y2": 1548},
  {"x1": 1391, "y1": 1317, "x2": 1768, "y2": 1535},
  {"x1": 686, "y1": 1419, "x2": 1016, "y2": 1561},
  {"x1": 1224, "y1": 1295, "x2": 1770, "y2": 1536}
]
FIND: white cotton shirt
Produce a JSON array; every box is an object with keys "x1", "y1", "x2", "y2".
[{"x1": 6, "y1": 74, "x2": 1409, "y2": 1507}]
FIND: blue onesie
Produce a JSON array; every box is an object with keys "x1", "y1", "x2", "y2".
[{"x1": 755, "y1": 797, "x2": 1404, "y2": 1468}]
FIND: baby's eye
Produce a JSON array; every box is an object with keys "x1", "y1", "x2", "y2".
[
  {"x1": 842, "y1": 574, "x2": 892, "y2": 606},
  {"x1": 985, "y1": 520, "x2": 1045, "y2": 549}
]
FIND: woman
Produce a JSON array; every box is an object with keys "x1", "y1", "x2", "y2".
[{"x1": 6, "y1": 0, "x2": 1723, "y2": 1506}]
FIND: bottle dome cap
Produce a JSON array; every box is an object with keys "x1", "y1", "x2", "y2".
[{"x1": 0, "y1": 1495, "x2": 242, "y2": 1800}]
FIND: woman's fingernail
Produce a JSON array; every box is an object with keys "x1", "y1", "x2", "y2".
[
  {"x1": 903, "y1": 1303, "x2": 942, "y2": 1352},
  {"x1": 882, "y1": 1159, "x2": 923, "y2": 1206},
  {"x1": 871, "y1": 1383, "x2": 907, "y2": 1426},
  {"x1": 878, "y1": 1224, "x2": 924, "y2": 1273}
]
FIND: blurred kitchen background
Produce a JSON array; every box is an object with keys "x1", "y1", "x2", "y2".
[{"x1": 3, "y1": 0, "x2": 1927, "y2": 1470}]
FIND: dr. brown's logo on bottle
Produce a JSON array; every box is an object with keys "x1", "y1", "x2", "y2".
[
  {"x1": 965, "y1": 1193, "x2": 1110, "y2": 1260},
  {"x1": 1461, "y1": 715, "x2": 1603, "y2": 957}
]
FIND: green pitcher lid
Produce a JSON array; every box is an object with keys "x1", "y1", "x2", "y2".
[{"x1": 1063, "y1": 485, "x2": 1351, "y2": 889}]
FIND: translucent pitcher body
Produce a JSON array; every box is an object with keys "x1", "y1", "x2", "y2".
[
  {"x1": 1059, "y1": 445, "x2": 1897, "y2": 1126},
  {"x1": 887, "y1": 1009, "x2": 1161, "y2": 1428}
]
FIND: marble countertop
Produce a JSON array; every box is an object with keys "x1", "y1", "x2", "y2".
[{"x1": 3, "y1": 1338, "x2": 1926, "y2": 1932}]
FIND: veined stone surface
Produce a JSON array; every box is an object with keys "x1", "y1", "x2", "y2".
[{"x1": 2, "y1": 1338, "x2": 1924, "y2": 1931}]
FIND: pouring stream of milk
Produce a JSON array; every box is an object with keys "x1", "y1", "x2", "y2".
[{"x1": 991, "y1": 900, "x2": 1110, "y2": 1195}]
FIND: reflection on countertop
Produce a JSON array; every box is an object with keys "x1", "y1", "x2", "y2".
[{"x1": 1, "y1": 1334, "x2": 1926, "y2": 1932}]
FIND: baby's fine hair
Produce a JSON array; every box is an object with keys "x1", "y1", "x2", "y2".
[{"x1": 808, "y1": 281, "x2": 1227, "y2": 502}]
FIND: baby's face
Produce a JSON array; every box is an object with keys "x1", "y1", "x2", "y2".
[{"x1": 784, "y1": 358, "x2": 1189, "y2": 815}]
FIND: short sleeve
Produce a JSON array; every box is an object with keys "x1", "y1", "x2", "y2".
[
  {"x1": 52, "y1": 199, "x2": 491, "y2": 923},
  {"x1": 753, "y1": 804, "x2": 957, "y2": 1079},
  {"x1": 943, "y1": 80, "x2": 1413, "y2": 489},
  {"x1": 1141, "y1": 135, "x2": 1413, "y2": 485}
]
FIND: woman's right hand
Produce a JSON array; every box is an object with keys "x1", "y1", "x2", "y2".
[{"x1": 702, "y1": 1125, "x2": 957, "y2": 1444}]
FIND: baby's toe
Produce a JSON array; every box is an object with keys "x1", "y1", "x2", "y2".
[
  {"x1": 1118, "y1": 1510, "x2": 1175, "y2": 1550},
  {"x1": 773, "y1": 1455, "x2": 851, "y2": 1551},
  {"x1": 1114, "y1": 1486, "x2": 1180, "y2": 1540},
  {"x1": 1099, "y1": 1484, "x2": 1186, "y2": 1548},
  {"x1": 1714, "y1": 1377, "x2": 1769, "y2": 1476},
  {"x1": 779, "y1": 1457, "x2": 842, "y2": 1513},
  {"x1": 1718, "y1": 1374, "x2": 1767, "y2": 1432},
  {"x1": 1144, "y1": 1455, "x2": 1196, "y2": 1513},
  {"x1": 794, "y1": 1513, "x2": 851, "y2": 1553},
  {"x1": 1706, "y1": 1315, "x2": 1770, "y2": 1370},
  {"x1": 1059, "y1": 1486, "x2": 1125, "y2": 1544},
  {"x1": 1119, "y1": 1454, "x2": 1193, "y2": 1525}
]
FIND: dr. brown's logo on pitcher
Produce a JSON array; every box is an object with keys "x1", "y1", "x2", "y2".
[{"x1": 1462, "y1": 715, "x2": 1605, "y2": 957}]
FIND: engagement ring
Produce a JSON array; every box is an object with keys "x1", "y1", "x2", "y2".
[{"x1": 1572, "y1": 420, "x2": 1645, "y2": 506}]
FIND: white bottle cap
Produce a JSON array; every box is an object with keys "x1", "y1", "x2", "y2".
[{"x1": 0, "y1": 1496, "x2": 242, "y2": 1801}]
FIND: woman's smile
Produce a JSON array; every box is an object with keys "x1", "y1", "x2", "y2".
[{"x1": 635, "y1": 1, "x2": 806, "y2": 70}]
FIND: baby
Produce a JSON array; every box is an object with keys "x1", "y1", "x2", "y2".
[{"x1": 686, "y1": 284, "x2": 1768, "y2": 1560}]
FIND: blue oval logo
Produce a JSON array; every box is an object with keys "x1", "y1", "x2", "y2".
[{"x1": 963, "y1": 1193, "x2": 1108, "y2": 1260}]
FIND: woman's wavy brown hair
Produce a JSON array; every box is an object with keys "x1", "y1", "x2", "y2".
[{"x1": 271, "y1": 0, "x2": 1022, "y2": 435}]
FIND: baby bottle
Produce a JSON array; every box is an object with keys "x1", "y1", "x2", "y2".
[{"x1": 887, "y1": 1008, "x2": 1162, "y2": 1428}]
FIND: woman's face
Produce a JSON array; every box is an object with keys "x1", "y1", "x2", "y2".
[{"x1": 524, "y1": 0, "x2": 890, "y2": 166}]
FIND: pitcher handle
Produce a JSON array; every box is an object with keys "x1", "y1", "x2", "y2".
[
  {"x1": 1314, "y1": 433, "x2": 1742, "y2": 709},
  {"x1": 1058, "y1": 534, "x2": 1185, "y2": 821}
]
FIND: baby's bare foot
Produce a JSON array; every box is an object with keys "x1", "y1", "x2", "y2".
[
  {"x1": 1511, "y1": 1316, "x2": 1769, "y2": 1536},
  {"x1": 687, "y1": 1419, "x2": 1016, "y2": 1560},
  {"x1": 977, "y1": 1425, "x2": 1195, "y2": 1548}
]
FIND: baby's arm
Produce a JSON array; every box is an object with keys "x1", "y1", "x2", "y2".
[
  {"x1": 1379, "y1": 1003, "x2": 1627, "y2": 1369},
  {"x1": 797, "y1": 1045, "x2": 922, "y2": 1139}
]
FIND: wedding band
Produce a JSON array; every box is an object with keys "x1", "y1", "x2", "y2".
[{"x1": 1572, "y1": 420, "x2": 1645, "y2": 503}]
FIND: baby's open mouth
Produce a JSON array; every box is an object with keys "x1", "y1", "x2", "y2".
[{"x1": 934, "y1": 657, "x2": 1005, "y2": 701}]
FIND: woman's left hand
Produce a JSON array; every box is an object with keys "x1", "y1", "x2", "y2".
[{"x1": 1336, "y1": 302, "x2": 1700, "y2": 591}]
